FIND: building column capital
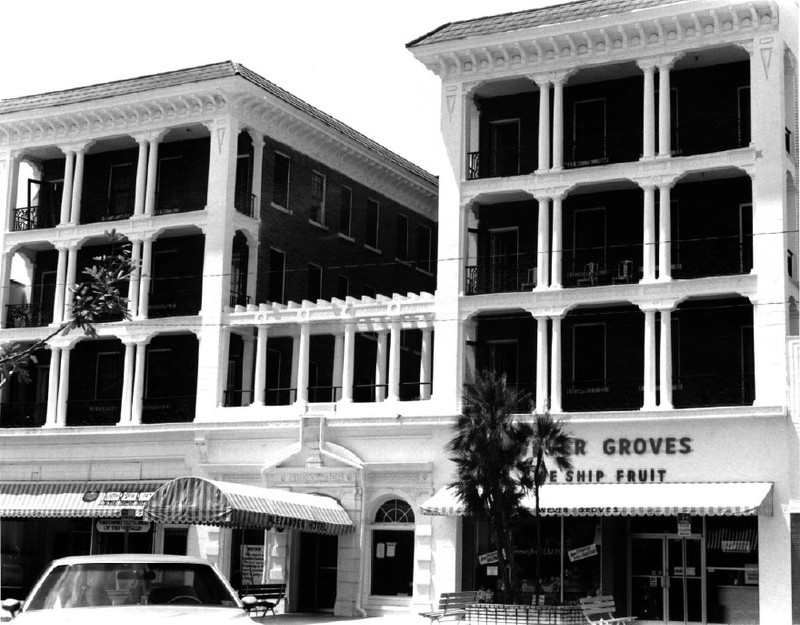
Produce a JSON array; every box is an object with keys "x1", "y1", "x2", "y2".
[{"x1": 58, "y1": 140, "x2": 93, "y2": 156}]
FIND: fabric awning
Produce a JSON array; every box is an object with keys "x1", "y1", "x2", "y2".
[
  {"x1": 143, "y1": 476, "x2": 354, "y2": 535},
  {"x1": 0, "y1": 481, "x2": 163, "y2": 518},
  {"x1": 421, "y1": 482, "x2": 773, "y2": 517}
]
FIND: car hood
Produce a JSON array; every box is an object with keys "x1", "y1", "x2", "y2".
[{"x1": 13, "y1": 606, "x2": 256, "y2": 624}]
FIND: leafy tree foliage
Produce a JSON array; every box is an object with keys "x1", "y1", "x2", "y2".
[{"x1": 0, "y1": 231, "x2": 136, "y2": 389}]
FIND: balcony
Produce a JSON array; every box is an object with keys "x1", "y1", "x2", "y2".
[
  {"x1": 466, "y1": 146, "x2": 537, "y2": 181},
  {"x1": 5, "y1": 303, "x2": 53, "y2": 328},
  {"x1": 141, "y1": 396, "x2": 196, "y2": 424},
  {"x1": 465, "y1": 263, "x2": 537, "y2": 295},
  {"x1": 563, "y1": 378, "x2": 643, "y2": 412},
  {"x1": 674, "y1": 372, "x2": 755, "y2": 408},
  {"x1": 234, "y1": 191, "x2": 256, "y2": 218},
  {"x1": 675, "y1": 117, "x2": 749, "y2": 157},
  {"x1": 155, "y1": 187, "x2": 207, "y2": 215},
  {"x1": 66, "y1": 400, "x2": 120, "y2": 426},
  {"x1": 0, "y1": 402, "x2": 46, "y2": 428},
  {"x1": 229, "y1": 292, "x2": 251, "y2": 308},
  {"x1": 148, "y1": 286, "x2": 202, "y2": 318},
  {"x1": 12, "y1": 205, "x2": 59, "y2": 231},
  {"x1": 81, "y1": 195, "x2": 134, "y2": 224}
]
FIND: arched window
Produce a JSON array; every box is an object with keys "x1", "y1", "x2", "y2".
[
  {"x1": 371, "y1": 498, "x2": 415, "y2": 597},
  {"x1": 374, "y1": 499, "x2": 415, "y2": 524}
]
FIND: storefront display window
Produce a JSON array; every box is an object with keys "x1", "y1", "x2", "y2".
[{"x1": 706, "y1": 517, "x2": 759, "y2": 624}]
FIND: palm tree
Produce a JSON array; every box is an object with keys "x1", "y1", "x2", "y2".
[
  {"x1": 530, "y1": 412, "x2": 574, "y2": 606},
  {"x1": 447, "y1": 370, "x2": 534, "y2": 603}
]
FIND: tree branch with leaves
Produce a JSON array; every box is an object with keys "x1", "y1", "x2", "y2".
[{"x1": 0, "y1": 231, "x2": 136, "y2": 390}]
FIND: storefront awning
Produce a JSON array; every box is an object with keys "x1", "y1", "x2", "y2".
[
  {"x1": 421, "y1": 482, "x2": 773, "y2": 517},
  {"x1": 142, "y1": 476, "x2": 354, "y2": 535},
  {"x1": 0, "y1": 481, "x2": 164, "y2": 518}
]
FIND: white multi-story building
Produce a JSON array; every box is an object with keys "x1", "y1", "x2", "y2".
[
  {"x1": 0, "y1": 1, "x2": 798, "y2": 623},
  {"x1": 409, "y1": 0, "x2": 799, "y2": 623}
]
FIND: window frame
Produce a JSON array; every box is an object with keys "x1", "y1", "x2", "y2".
[
  {"x1": 339, "y1": 186, "x2": 353, "y2": 238},
  {"x1": 365, "y1": 199, "x2": 380, "y2": 251},
  {"x1": 307, "y1": 263, "x2": 323, "y2": 302},
  {"x1": 416, "y1": 224, "x2": 433, "y2": 274},
  {"x1": 395, "y1": 214, "x2": 409, "y2": 262},
  {"x1": 268, "y1": 248, "x2": 287, "y2": 304},
  {"x1": 272, "y1": 152, "x2": 291, "y2": 211},
  {"x1": 310, "y1": 171, "x2": 327, "y2": 226}
]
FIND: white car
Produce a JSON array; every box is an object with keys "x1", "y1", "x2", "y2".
[{"x1": 1, "y1": 554, "x2": 258, "y2": 624}]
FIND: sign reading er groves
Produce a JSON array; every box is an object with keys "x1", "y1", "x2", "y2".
[{"x1": 544, "y1": 436, "x2": 693, "y2": 484}]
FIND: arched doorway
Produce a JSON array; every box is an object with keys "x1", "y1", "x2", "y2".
[{"x1": 370, "y1": 499, "x2": 415, "y2": 597}]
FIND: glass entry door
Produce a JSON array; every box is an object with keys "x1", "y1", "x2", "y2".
[{"x1": 631, "y1": 535, "x2": 703, "y2": 624}]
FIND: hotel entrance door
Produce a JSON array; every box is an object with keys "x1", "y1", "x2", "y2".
[{"x1": 630, "y1": 535, "x2": 703, "y2": 624}]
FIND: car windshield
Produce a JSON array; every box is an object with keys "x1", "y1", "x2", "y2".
[{"x1": 25, "y1": 562, "x2": 239, "y2": 611}]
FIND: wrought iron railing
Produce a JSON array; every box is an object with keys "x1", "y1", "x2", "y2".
[
  {"x1": 674, "y1": 372, "x2": 755, "y2": 408},
  {"x1": 223, "y1": 389, "x2": 255, "y2": 407},
  {"x1": 0, "y1": 402, "x2": 47, "y2": 428},
  {"x1": 148, "y1": 286, "x2": 202, "y2": 318},
  {"x1": 6, "y1": 303, "x2": 53, "y2": 328},
  {"x1": 66, "y1": 400, "x2": 121, "y2": 426},
  {"x1": 265, "y1": 387, "x2": 297, "y2": 406},
  {"x1": 13, "y1": 204, "x2": 59, "y2": 231},
  {"x1": 141, "y1": 396, "x2": 196, "y2": 424},
  {"x1": 155, "y1": 187, "x2": 207, "y2": 215},
  {"x1": 235, "y1": 192, "x2": 257, "y2": 218},
  {"x1": 564, "y1": 137, "x2": 609, "y2": 169},
  {"x1": 675, "y1": 117, "x2": 750, "y2": 157},
  {"x1": 562, "y1": 378, "x2": 643, "y2": 412},
  {"x1": 229, "y1": 292, "x2": 251, "y2": 308},
  {"x1": 672, "y1": 237, "x2": 752, "y2": 279},
  {"x1": 465, "y1": 263, "x2": 537, "y2": 295},
  {"x1": 80, "y1": 196, "x2": 135, "y2": 224},
  {"x1": 466, "y1": 146, "x2": 536, "y2": 180}
]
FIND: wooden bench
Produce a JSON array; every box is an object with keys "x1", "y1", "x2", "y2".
[
  {"x1": 238, "y1": 583, "x2": 286, "y2": 618},
  {"x1": 579, "y1": 595, "x2": 637, "y2": 625},
  {"x1": 419, "y1": 590, "x2": 478, "y2": 623}
]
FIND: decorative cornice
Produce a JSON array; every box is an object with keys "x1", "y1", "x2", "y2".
[{"x1": 413, "y1": 2, "x2": 778, "y2": 82}]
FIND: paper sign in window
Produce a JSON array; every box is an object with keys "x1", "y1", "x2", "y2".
[{"x1": 376, "y1": 543, "x2": 385, "y2": 559}]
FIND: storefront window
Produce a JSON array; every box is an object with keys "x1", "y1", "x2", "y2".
[
  {"x1": 706, "y1": 517, "x2": 759, "y2": 623},
  {"x1": 230, "y1": 528, "x2": 266, "y2": 588}
]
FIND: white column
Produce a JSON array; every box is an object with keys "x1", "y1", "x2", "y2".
[
  {"x1": 642, "y1": 185, "x2": 657, "y2": 282},
  {"x1": 332, "y1": 333, "x2": 344, "y2": 401},
  {"x1": 0, "y1": 252, "x2": 12, "y2": 329},
  {"x1": 420, "y1": 328, "x2": 433, "y2": 400},
  {"x1": 657, "y1": 62, "x2": 672, "y2": 158},
  {"x1": 246, "y1": 236, "x2": 259, "y2": 305},
  {"x1": 551, "y1": 196, "x2": 563, "y2": 289},
  {"x1": 658, "y1": 184, "x2": 672, "y2": 281},
  {"x1": 63, "y1": 245, "x2": 78, "y2": 320},
  {"x1": 340, "y1": 323, "x2": 355, "y2": 403},
  {"x1": 295, "y1": 324, "x2": 310, "y2": 405},
  {"x1": 253, "y1": 325, "x2": 268, "y2": 406},
  {"x1": 52, "y1": 246, "x2": 68, "y2": 324},
  {"x1": 388, "y1": 322, "x2": 401, "y2": 402},
  {"x1": 128, "y1": 240, "x2": 142, "y2": 318},
  {"x1": 249, "y1": 131, "x2": 264, "y2": 212},
  {"x1": 131, "y1": 339, "x2": 148, "y2": 425},
  {"x1": 45, "y1": 347, "x2": 61, "y2": 426},
  {"x1": 552, "y1": 78, "x2": 566, "y2": 170},
  {"x1": 119, "y1": 340, "x2": 136, "y2": 423},
  {"x1": 241, "y1": 334, "x2": 255, "y2": 402},
  {"x1": 144, "y1": 137, "x2": 160, "y2": 216},
  {"x1": 640, "y1": 62, "x2": 656, "y2": 159},
  {"x1": 535, "y1": 316, "x2": 549, "y2": 413},
  {"x1": 375, "y1": 330, "x2": 388, "y2": 402},
  {"x1": 138, "y1": 238, "x2": 153, "y2": 319},
  {"x1": 535, "y1": 79, "x2": 551, "y2": 172},
  {"x1": 134, "y1": 138, "x2": 148, "y2": 216},
  {"x1": 56, "y1": 345, "x2": 72, "y2": 426},
  {"x1": 217, "y1": 328, "x2": 232, "y2": 407},
  {"x1": 3, "y1": 154, "x2": 20, "y2": 231},
  {"x1": 536, "y1": 197, "x2": 550, "y2": 289},
  {"x1": 69, "y1": 148, "x2": 85, "y2": 224},
  {"x1": 59, "y1": 151, "x2": 75, "y2": 225},
  {"x1": 549, "y1": 315, "x2": 563, "y2": 413},
  {"x1": 659, "y1": 308, "x2": 674, "y2": 409},
  {"x1": 642, "y1": 308, "x2": 657, "y2": 410}
]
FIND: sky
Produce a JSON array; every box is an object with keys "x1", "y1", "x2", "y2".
[{"x1": 0, "y1": 0, "x2": 566, "y2": 178}]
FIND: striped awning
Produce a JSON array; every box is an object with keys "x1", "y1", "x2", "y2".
[
  {"x1": 0, "y1": 481, "x2": 164, "y2": 518},
  {"x1": 421, "y1": 482, "x2": 774, "y2": 517},
  {"x1": 142, "y1": 476, "x2": 354, "y2": 535}
]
